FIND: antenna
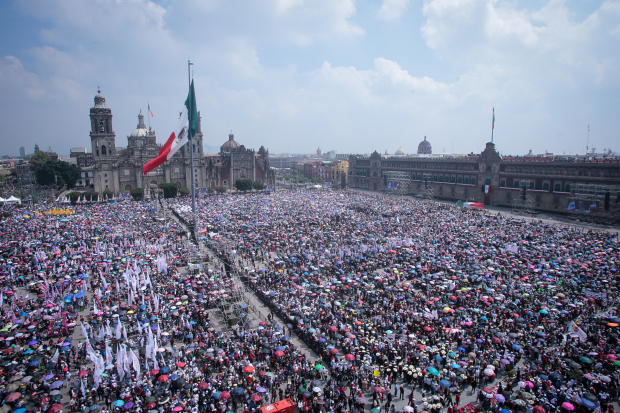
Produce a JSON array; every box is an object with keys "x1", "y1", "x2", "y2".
[{"x1": 586, "y1": 123, "x2": 590, "y2": 154}]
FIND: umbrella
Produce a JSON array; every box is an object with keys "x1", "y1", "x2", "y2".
[
  {"x1": 5, "y1": 393, "x2": 21, "y2": 403},
  {"x1": 48, "y1": 405, "x2": 64, "y2": 413},
  {"x1": 562, "y1": 403, "x2": 574, "y2": 411},
  {"x1": 114, "y1": 401, "x2": 125, "y2": 407}
]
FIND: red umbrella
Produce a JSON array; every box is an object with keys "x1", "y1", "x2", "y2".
[
  {"x1": 157, "y1": 375, "x2": 169, "y2": 382},
  {"x1": 176, "y1": 362, "x2": 186, "y2": 368},
  {"x1": 244, "y1": 366, "x2": 255, "y2": 373},
  {"x1": 251, "y1": 394, "x2": 262, "y2": 401},
  {"x1": 345, "y1": 354, "x2": 355, "y2": 361},
  {"x1": 220, "y1": 391, "x2": 231, "y2": 401},
  {"x1": 49, "y1": 404, "x2": 64, "y2": 413},
  {"x1": 198, "y1": 382, "x2": 209, "y2": 390},
  {"x1": 328, "y1": 326, "x2": 338, "y2": 332},
  {"x1": 329, "y1": 348, "x2": 339, "y2": 355},
  {"x1": 258, "y1": 371, "x2": 266, "y2": 377},
  {"x1": 150, "y1": 369, "x2": 159, "y2": 375},
  {"x1": 491, "y1": 337, "x2": 501, "y2": 344},
  {"x1": 5, "y1": 393, "x2": 21, "y2": 402},
  {"x1": 147, "y1": 403, "x2": 156, "y2": 410},
  {"x1": 533, "y1": 406, "x2": 545, "y2": 413},
  {"x1": 274, "y1": 350, "x2": 285, "y2": 356},
  {"x1": 374, "y1": 387, "x2": 384, "y2": 393},
  {"x1": 78, "y1": 370, "x2": 88, "y2": 377}
]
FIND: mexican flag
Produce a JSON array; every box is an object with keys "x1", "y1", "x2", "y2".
[{"x1": 143, "y1": 81, "x2": 198, "y2": 174}]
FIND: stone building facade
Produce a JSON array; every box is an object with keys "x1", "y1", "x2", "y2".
[
  {"x1": 348, "y1": 141, "x2": 620, "y2": 215},
  {"x1": 87, "y1": 89, "x2": 274, "y2": 194}
]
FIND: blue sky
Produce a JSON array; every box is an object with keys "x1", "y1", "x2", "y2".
[{"x1": 0, "y1": 0, "x2": 618, "y2": 157}]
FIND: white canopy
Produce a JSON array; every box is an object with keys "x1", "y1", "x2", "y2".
[
  {"x1": 5, "y1": 196, "x2": 21, "y2": 204},
  {"x1": 0, "y1": 197, "x2": 5, "y2": 203}
]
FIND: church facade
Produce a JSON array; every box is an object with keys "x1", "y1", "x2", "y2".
[{"x1": 88, "y1": 89, "x2": 275, "y2": 194}]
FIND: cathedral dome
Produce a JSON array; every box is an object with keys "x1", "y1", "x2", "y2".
[
  {"x1": 130, "y1": 110, "x2": 148, "y2": 137},
  {"x1": 417, "y1": 136, "x2": 432, "y2": 155},
  {"x1": 221, "y1": 133, "x2": 240, "y2": 151},
  {"x1": 395, "y1": 147, "x2": 405, "y2": 155}
]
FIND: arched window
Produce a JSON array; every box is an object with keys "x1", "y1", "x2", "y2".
[
  {"x1": 101, "y1": 145, "x2": 107, "y2": 155},
  {"x1": 125, "y1": 185, "x2": 132, "y2": 191}
]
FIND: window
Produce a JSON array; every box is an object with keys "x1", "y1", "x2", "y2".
[
  {"x1": 471, "y1": 178, "x2": 476, "y2": 184},
  {"x1": 529, "y1": 182, "x2": 534, "y2": 189},
  {"x1": 101, "y1": 145, "x2": 107, "y2": 155},
  {"x1": 554, "y1": 184, "x2": 561, "y2": 191},
  {"x1": 485, "y1": 179, "x2": 491, "y2": 185},
  {"x1": 464, "y1": 178, "x2": 469, "y2": 184},
  {"x1": 439, "y1": 176, "x2": 443, "y2": 181},
  {"x1": 543, "y1": 182, "x2": 549, "y2": 190},
  {"x1": 457, "y1": 177, "x2": 462, "y2": 183},
  {"x1": 451, "y1": 177, "x2": 455, "y2": 183},
  {"x1": 500, "y1": 180, "x2": 506, "y2": 187},
  {"x1": 433, "y1": 175, "x2": 438, "y2": 181},
  {"x1": 514, "y1": 180, "x2": 520, "y2": 188},
  {"x1": 565, "y1": 184, "x2": 571, "y2": 192}
]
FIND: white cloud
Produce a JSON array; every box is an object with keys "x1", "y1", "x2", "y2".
[
  {"x1": 378, "y1": 0, "x2": 411, "y2": 21},
  {"x1": 0, "y1": 56, "x2": 45, "y2": 99}
]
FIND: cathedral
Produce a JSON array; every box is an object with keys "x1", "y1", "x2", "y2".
[{"x1": 88, "y1": 89, "x2": 275, "y2": 194}]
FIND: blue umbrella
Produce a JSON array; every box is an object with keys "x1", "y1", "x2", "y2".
[
  {"x1": 212, "y1": 391, "x2": 222, "y2": 400},
  {"x1": 114, "y1": 400, "x2": 125, "y2": 407},
  {"x1": 160, "y1": 366, "x2": 170, "y2": 374},
  {"x1": 29, "y1": 360, "x2": 40, "y2": 366},
  {"x1": 512, "y1": 344, "x2": 522, "y2": 351},
  {"x1": 75, "y1": 292, "x2": 86, "y2": 299},
  {"x1": 13, "y1": 409, "x2": 27, "y2": 413},
  {"x1": 439, "y1": 380, "x2": 450, "y2": 388},
  {"x1": 170, "y1": 374, "x2": 179, "y2": 380},
  {"x1": 433, "y1": 355, "x2": 443, "y2": 361},
  {"x1": 581, "y1": 399, "x2": 597, "y2": 409},
  {"x1": 50, "y1": 381, "x2": 64, "y2": 389}
]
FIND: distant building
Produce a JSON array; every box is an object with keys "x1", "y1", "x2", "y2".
[
  {"x1": 348, "y1": 141, "x2": 620, "y2": 214},
  {"x1": 317, "y1": 148, "x2": 322, "y2": 157},
  {"x1": 70, "y1": 147, "x2": 93, "y2": 168},
  {"x1": 417, "y1": 136, "x2": 432, "y2": 155},
  {"x1": 34, "y1": 144, "x2": 40, "y2": 154},
  {"x1": 15, "y1": 163, "x2": 34, "y2": 182},
  {"x1": 19, "y1": 147, "x2": 25, "y2": 158},
  {"x1": 46, "y1": 146, "x2": 60, "y2": 161}
]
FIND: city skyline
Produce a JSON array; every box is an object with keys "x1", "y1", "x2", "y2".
[{"x1": 0, "y1": 0, "x2": 618, "y2": 158}]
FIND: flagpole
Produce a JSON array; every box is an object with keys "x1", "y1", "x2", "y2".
[
  {"x1": 491, "y1": 107, "x2": 495, "y2": 143},
  {"x1": 147, "y1": 101, "x2": 151, "y2": 130},
  {"x1": 188, "y1": 60, "x2": 196, "y2": 228}
]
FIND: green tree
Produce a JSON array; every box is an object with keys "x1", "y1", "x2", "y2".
[
  {"x1": 130, "y1": 188, "x2": 144, "y2": 200},
  {"x1": 178, "y1": 187, "x2": 190, "y2": 197},
  {"x1": 252, "y1": 181, "x2": 264, "y2": 190},
  {"x1": 215, "y1": 186, "x2": 227, "y2": 193},
  {"x1": 102, "y1": 189, "x2": 114, "y2": 200},
  {"x1": 158, "y1": 182, "x2": 178, "y2": 198},
  {"x1": 29, "y1": 151, "x2": 50, "y2": 172},
  {"x1": 234, "y1": 178, "x2": 253, "y2": 192},
  {"x1": 30, "y1": 152, "x2": 81, "y2": 188}
]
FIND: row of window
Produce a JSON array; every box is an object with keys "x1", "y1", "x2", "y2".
[
  {"x1": 500, "y1": 180, "x2": 571, "y2": 192},
  {"x1": 381, "y1": 162, "x2": 476, "y2": 171},
  {"x1": 504, "y1": 166, "x2": 619, "y2": 177}
]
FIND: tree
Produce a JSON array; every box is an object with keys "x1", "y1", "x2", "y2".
[
  {"x1": 178, "y1": 187, "x2": 190, "y2": 197},
  {"x1": 102, "y1": 189, "x2": 114, "y2": 200},
  {"x1": 252, "y1": 181, "x2": 264, "y2": 190},
  {"x1": 29, "y1": 151, "x2": 50, "y2": 172},
  {"x1": 215, "y1": 186, "x2": 227, "y2": 193},
  {"x1": 130, "y1": 188, "x2": 144, "y2": 200},
  {"x1": 158, "y1": 182, "x2": 178, "y2": 198},
  {"x1": 234, "y1": 178, "x2": 253, "y2": 192},
  {"x1": 30, "y1": 152, "x2": 81, "y2": 188}
]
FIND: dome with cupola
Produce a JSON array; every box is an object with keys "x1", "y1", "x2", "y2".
[{"x1": 417, "y1": 136, "x2": 432, "y2": 155}]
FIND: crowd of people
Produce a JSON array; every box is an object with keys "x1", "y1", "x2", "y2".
[
  {"x1": 172, "y1": 190, "x2": 620, "y2": 413},
  {"x1": 0, "y1": 188, "x2": 616, "y2": 413}
]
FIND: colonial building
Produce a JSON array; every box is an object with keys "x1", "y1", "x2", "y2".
[
  {"x1": 348, "y1": 139, "x2": 620, "y2": 216},
  {"x1": 87, "y1": 88, "x2": 274, "y2": 194}
]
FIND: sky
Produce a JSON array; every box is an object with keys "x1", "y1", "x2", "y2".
[{"x1": 0, "y1": 0, "x2": 619, "y2": 158}]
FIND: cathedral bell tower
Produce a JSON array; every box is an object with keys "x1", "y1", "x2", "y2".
[{"x1": 89, "y1": 87, "x2": 116, "y2": 158}]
